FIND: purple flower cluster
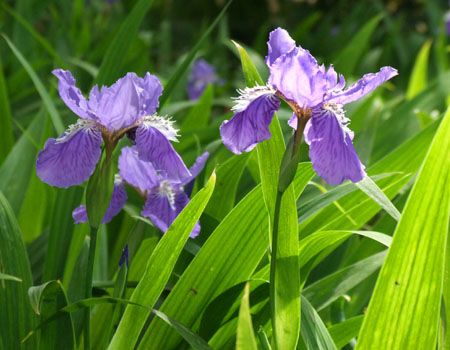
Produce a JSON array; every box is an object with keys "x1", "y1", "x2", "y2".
[
  {"x1": 220, "y1": 28, "x2": 398, "y2": 185},
  {"x1": 36, "y1": 69, "x2": 207, "y2": 237}
]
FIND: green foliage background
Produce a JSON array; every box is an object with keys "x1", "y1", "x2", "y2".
[{"x1": 0, "y1": 0, "x2": 449, "y2": 349}]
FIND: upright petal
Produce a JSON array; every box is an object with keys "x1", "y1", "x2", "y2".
[
  {"x1": 135, "y1": 125, "x2": 191, "y2": 182},
  {"x1": 142, "y1": 189, "x2": 199, "y2": 238},
  {"x1": 133, "y1": 72, "x2": 163, "y2": 115},
  {"x1": 266, "y1": 27, "x2": 296, "y2": 66},
  {"x1": 304, "y1": 107, "x2": 366, "y2": 185},
  {"x1": 118, "y1": 146, "x2": 159, "y2": 192},
  {"x1": 326, "y1": 66, "x2": 398, "y2": 105},
  {"x1": 71, "y1": 180, "x2": 128, "y2": 224},
  {"x1": 53, "y1": 69, "x2": 92, "y2": 120},
  {"x1": 220, "y1": 87, "x2": 280, "y2": 154},
  {"x1": 268, "y1": 47, "x2": 327, "y2": 108},
  {"x1": 89, "y1": 73, "x2": 141, "y2": 131},
  {"x1": 36, "y1": 121, "x2": 102, "y2": 188}
]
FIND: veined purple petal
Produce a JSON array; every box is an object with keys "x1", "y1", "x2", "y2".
[
  {"x1": 89, "y1": 73, "x2": 141, "y2": 131},
  {"x1": 326, "y1": 66, "x2": 398, "y2": 105},
  {"x1": 304, "y1": 106, "x2": 366, "y2": 185},
  {"x1": 187, "y1": 59, "x2": 220, "y2": 100},
  {"x1": 36, "y1": 121, "x2": 102, "y2": 188},
  {"x1": 135, "y1": 125, "x2": 191, "y2": 182},
  {"x1": 268, "y1": 47, "x2": 327, "y2": 108},
  {"x1": 118, "y1": 146, "x2": 159, "y2": 192},
  {"x1": 133, "y1": 72, "x2": 163, "y2": 115},
  {"x1": 142, "y1": 188, "x2": 199, "y2": 238},
  {"x1": 220, "y1": 90, "x2": 280, "y2": 154},
  {"x1": 266, "y1": 27, "x2": 296, "y2": 66},
  {"x1": 53, "y1": 69, "x2": 92, "y2": 120},
  {"x1": 180, "y1": 152, "x2": 209, "y2": 186},
  {"x1": 71, "y1": 180, "x2": 128, "y2": 224},
  {"x1": 102, "y1": 180, "x2": 128, "y2": 223}
]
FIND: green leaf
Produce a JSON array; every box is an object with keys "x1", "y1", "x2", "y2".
[
  {"x1": 0, "y1": 55, "x2": 14, "y2": 162},
  {"x1": 356, "y1": 108, "x2": 450, "y2": 348},
  {"x1": 356, "y1": 175, "x2": 401, "y2": 221},
  {"x1": 300, "y1": 296, "x2": 337, "y2": 350},
  {"x1": 328, "y1": 315, "x2": 363, "y2": 349},
  {"x1": 2, "y1": 35, "x2": 65, "y2": 134},
  {"x1": 304, "y1": 251, "x2": 386, "y2": 311},
  {"x1": 108, "y1": 173, "x2": 216, "y2": 349},
  {"x1": 95, "y1": 0, "x2": 155, "y2": 85},
  {"x1": 334, "y1": 14, "x2": 383, "y2": 75},
  {"x1": 0, "y1": 191, "x2": 36, "y2": 349},
  {"x1": 406, "y1": 39, "x2": 432, "y2": 100},
  {"x1": 233, "y1": 40, "x2": 300, "y2": 350},
  {"x1": 0, "y1": 111, "x2": 49, "y2": 214},
  {"x1": 0, "y1": 272, "x2": 22, "y2": 282},
  {"x1": 181, "y1": 85, "x2": 214, "y2": 132},
  {"x1": 28, "y1": 281, "x2": 75, "y2": 349},
  {"x1": 159, "y1": 1, "x2": 232, "y2": 108},
  {"x1": 236, "y1": 283, "x2": 258, "y2": 350},
  {"x1": 205, "y1": 153, "x2": 249, "y2": 220},
  {"x1": 43, "y1": 187, "x2": 83, "y2": 281},
  {"x1": 153, "y1": 310, "x2": 212, "y2": 350},
  {"x1": 141, "y1": 165, "x2": 313, "y2": 349}
]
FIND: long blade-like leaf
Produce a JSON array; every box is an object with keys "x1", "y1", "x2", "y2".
[{"x1": 356, "y1": 106, "x2": 450, "y2": 349}]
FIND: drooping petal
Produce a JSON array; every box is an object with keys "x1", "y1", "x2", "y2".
[
  {"x1": 135, "y1": 125, "x2": 191, "y2": 182},
  {"x1": 220, "y1": 88, "x2": 280, "y2": 154},
  {"x1": 304, "y1": 106, "x2": 366, "y2": 185},
  {"x1": 266, "y1": 27, "x2": 296, "y2": 66},
  {"x1": 36, "y1": 121, "x2": 102, "y2": 188},
  {"x1": 53, "y1": 69, "x2": 92, "y2": 120},
  {"x1": 71, "y1": 180, "x2": 128, "y2": 224},
  {"x1": 142, "y1": 189, "x2": 199, "y2": 238},
  {"x1": 102, "y1": 180, "x2": 128, "y2": 223},
  {"x1": 187, "y1": 59, "x2": 221, "y2": 100},
  {"x1": 326, "y1": 66, "x2": 398, "y2": 105},
  {"x1": 268, "y1": 47, "x2": 327, "y2": 108},
  {"x1": 118, "y1": 146, "x2": 159, "y2": 192},
  {"x1": 180, "y1": 152, "x2": 209, "y2": 186}
]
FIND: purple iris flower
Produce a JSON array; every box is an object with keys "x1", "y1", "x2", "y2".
[
  {"x1": 220, "y1": 28, "x2": 398, "y2": 185},
  {"x1": 36, "y1": 69, "x2": 190, "y2": 188},
  {"x1": 187, "y1": 59, "x2": 222, "y2": 100},
  {"x1": 72, "y1": 146, "x2": 208, "y2": 238}
]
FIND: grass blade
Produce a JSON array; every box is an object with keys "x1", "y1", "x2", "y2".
[
  {"x1": 108, "y1": 173, "x2": 216, "y2": 350},
  {"x1": 0, "y1": 191, "x2": 36, "y2": 349},
  {"x1": 236, "y1": 283, "x2": 258, "y2": 350},
  {"x1": 356, "y1": 106, "x2": 450, "y2": 349},
  {"x1": 406, "y1": 39, "x2": 432, "y2": 100},
  {"x1": 0, "y1": 55, "x2": 14, "y2": 162}
]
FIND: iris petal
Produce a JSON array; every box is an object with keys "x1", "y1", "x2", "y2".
[
  {"x1": 36, "y1": 123, "x2": 102, "y2": 188},
  {"x1": 135, "y1": 125, "x2": 191, "y2": 182},
  {"x1": 220, "y1": 93, "x2": 280, "y2": 154},
  {"x1": 266, "y1": 27, "x2": 296, "y2": 66},
  {"x1": 53, "y1": 69, "x2": 92, "y2": 120},
  {"x1": 268, "y1": 47, "x2": 327, "y2": 108},
  {"x1": 326, "y1": 66, "x2": 398, "y2": 105},
  {"x1": 118, "y1": 146, "x2": 159, "y2": 192},
  {"x1": 304, "y1": 107, "x2": 366, "y2": 185},
  {"x1": 71, "y1": 181, "x2": 128, "y2": 224}
]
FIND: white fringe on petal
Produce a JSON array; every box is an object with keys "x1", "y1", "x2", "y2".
[{"x1": 231, "y1": 84, "x2": 277, "y2": 113}]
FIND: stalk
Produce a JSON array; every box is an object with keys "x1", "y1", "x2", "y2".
[{"x1": 83, "y1": 226, "x2": 98, "y2": 350}]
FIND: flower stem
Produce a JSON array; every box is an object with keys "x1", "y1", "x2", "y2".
[
  {"x1": 83, "y1": 225, "x2": 98, "y2": 350},
  {"x1": 270, "y1": 189, "x2": 283, "y2": 348}
]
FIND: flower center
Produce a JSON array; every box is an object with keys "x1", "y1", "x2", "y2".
[{"x1": 56, "y1": 119, "x2": 98, "y2": 143}]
